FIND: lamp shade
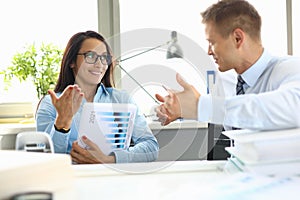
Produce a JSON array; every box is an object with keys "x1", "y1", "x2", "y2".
[{"x1": 166, "y1": 31, "x2": 183, "y2": 59}]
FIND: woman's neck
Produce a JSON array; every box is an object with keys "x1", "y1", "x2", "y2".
[{"x1": 80, "y1": 84, "x2": 98, "y2": 102}]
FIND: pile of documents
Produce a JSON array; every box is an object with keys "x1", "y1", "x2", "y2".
[
  {"x1": 223, "y1": 128, "x2": 300, "y2": 176},
  {"x1": 0, "y1": 150, "x2": 75, "y2": 199}
]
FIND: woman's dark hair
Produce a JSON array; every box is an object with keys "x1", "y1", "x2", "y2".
[{"x1": 54, "y1": 30, "x2": 115, "y2": 93}]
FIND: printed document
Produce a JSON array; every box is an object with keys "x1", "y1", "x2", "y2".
[{"x1": 78, "y1": 103, "x2": 137, "y2": 155}]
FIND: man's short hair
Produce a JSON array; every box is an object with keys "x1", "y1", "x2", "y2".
[{"x1": 201, "y1": 0, "x2": 261, "y2": 41}]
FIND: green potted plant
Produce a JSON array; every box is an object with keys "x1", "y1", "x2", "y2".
[{"x1": 1, "y1": 43, "x2": 63, "y2": 99}]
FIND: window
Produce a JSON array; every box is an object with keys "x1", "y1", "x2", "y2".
[
  {"x1": 1, "y1": 0, "x2": 297, "y2": 115},
  {"x1": 0, "y1": 0, "x2": 98, "y2": 103},
  {"x1": 119, "y1": 0, "x2": 288, "y2": 116},
  {"x1": 292, "y1": 0, "x2": 300, "y2": 56}
]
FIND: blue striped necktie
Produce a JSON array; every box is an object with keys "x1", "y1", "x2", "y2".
[
  {"x1": 236, "y1": 75, "x2": 245, "y2": 95},
  {"x1": 232, "y1": 75, "x2": 246, "y2": 130}
]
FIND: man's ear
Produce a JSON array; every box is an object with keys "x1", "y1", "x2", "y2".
[{"x1": 232, "y1": 28, "x2": 244, "y2": 48}]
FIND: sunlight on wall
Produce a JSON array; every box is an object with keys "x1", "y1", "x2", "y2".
[
  {"x1": 0, "y1": 0, "x2": 297, "y2": 106},
  {"x1": 0, "y1": 0, "x2": 98, "y2": 103},
  {"x1": 119, "y1": 0, "x2": 288, "y2": 115}
]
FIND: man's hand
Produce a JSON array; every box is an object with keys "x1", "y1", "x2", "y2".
[
  {"x1": 155, "y1": 87, "x2": 181, "y2": 126},
  {"x1": 154, "y1": 73, "x2": 201, "y2": 126}
]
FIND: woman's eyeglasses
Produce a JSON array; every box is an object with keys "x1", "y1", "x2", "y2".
[{"x1": 77, "y1": 51, "x2": 112, "y2": 65}]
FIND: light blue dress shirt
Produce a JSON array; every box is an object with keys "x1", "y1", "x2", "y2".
[
  {"x1": 199, "y1": 50, "x2": 300, "y2": 130},
  {"x1": 36, "y1": 84, "x2": 159, "y2": 163}
]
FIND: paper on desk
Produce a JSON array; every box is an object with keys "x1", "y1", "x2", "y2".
[
  {"x1": 213, "y1": 173, "x2": 300, "y2": 200},
  {"x1": 0, "y1": 151, "x2": 74, "y2": 199},
  {"x1": 222, "y1": 128, "x2": 300, "y2": 143},
  {"x1": 78, "y1": 103, "x2": 137, "y2": 155}
]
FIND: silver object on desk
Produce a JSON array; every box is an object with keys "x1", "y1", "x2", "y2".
[{"x1": 15, "y1": 131, "x2": 54, "y2": 153}]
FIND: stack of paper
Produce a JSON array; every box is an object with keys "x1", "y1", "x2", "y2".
[
  {"x1": 223, "y1": 128, "x2": 300, "y2": 176},
  {"x1": 0, "y1": 150, "x2": 75, "y2": 199}
]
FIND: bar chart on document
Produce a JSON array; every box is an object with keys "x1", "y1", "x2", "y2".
[{"x1": 78, "y1": 103, "x2": 137, "y2": 155}]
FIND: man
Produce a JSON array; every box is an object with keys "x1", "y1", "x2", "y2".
[{"x1": 155, "y1": 0, "x2": 300, "y2": 130}]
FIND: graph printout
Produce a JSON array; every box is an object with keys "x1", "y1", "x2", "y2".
[{"x1": 78, "y1": 103, "x2": 137, "y2": 155}]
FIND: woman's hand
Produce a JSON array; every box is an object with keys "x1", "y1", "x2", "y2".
[
  {"x1": 48, "y1": 84, "x2": 84, "y2": 129},
  {"x1": 70, "y1": 136, "x2": 116, "y2": 164}
]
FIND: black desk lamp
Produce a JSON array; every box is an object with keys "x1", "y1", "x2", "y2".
[
  {"x1": 166, "y1": 31, "x2": 183, "y2": 59},
  {"x1": 116, "y1": 31, "x2": 183, "y2": 104}
]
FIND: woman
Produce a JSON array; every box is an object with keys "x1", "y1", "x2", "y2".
[{"x1": 36, "y1": 30, "x2": 159, "y2": 164}]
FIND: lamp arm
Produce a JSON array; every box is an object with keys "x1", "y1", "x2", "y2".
[
  {"x1": 116, "y1": 63, "x2": 160, "y2": 105},
  {"x1": 119, "y1": 41, "x2": 170, "y2": 62},
  {"x1": 115, "y1": 40, "x2": 172, "y2": 105}
]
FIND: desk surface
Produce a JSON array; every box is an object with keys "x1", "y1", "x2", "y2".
[
  {"x1": 71, "y1": 160, "x2": 228, "y2": 200},
  {"x1": 68, "y1": 160, "x2": 300, "y2": 200},
  {"x1": 149, "y1": 120, "x2": 207, "y2": 130},
  {"x1": 2, "y1": 154, "x2": 299, "y2": 200}
]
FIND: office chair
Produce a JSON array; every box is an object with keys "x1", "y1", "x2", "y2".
[
  {"x1": 207, "y1": 123, "x2": 231, "y2": 160},
  {"x1": 15, "y1": 131, "x2": 54, "y2": 153}
]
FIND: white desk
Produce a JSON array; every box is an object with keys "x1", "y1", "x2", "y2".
[
  {"x1": 71, "y1": 160, "x2": 228, "y2": 200},
  {"x1": 69, "y1": 160, "x2": 300, "y2": 200},
  {"x1": 1, "y1": 152, "x2": 299, "y2": 200},
  {"x1": 148, "y1": 120, "x2": 207, "y2": 130}
]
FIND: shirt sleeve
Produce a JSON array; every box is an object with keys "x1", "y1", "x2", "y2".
[
  {"x1": 223, "y1": 58, "x2": 300, "y2": 130},
  {"x1": 198, "y1": 94, "x2": 226, "y2": 126},
  {"x1": 198, "y1": 94, "x2": 212, "y2": 122},
  {"x1": 197, "y1": 69, "x2": 236, "y2": 124},
  {"x1": 198, "y1": 58, "x2": 300, "y2": 130},
  {"x1": 224, "y1": 85, "x2": 300, "y2": 130}
]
